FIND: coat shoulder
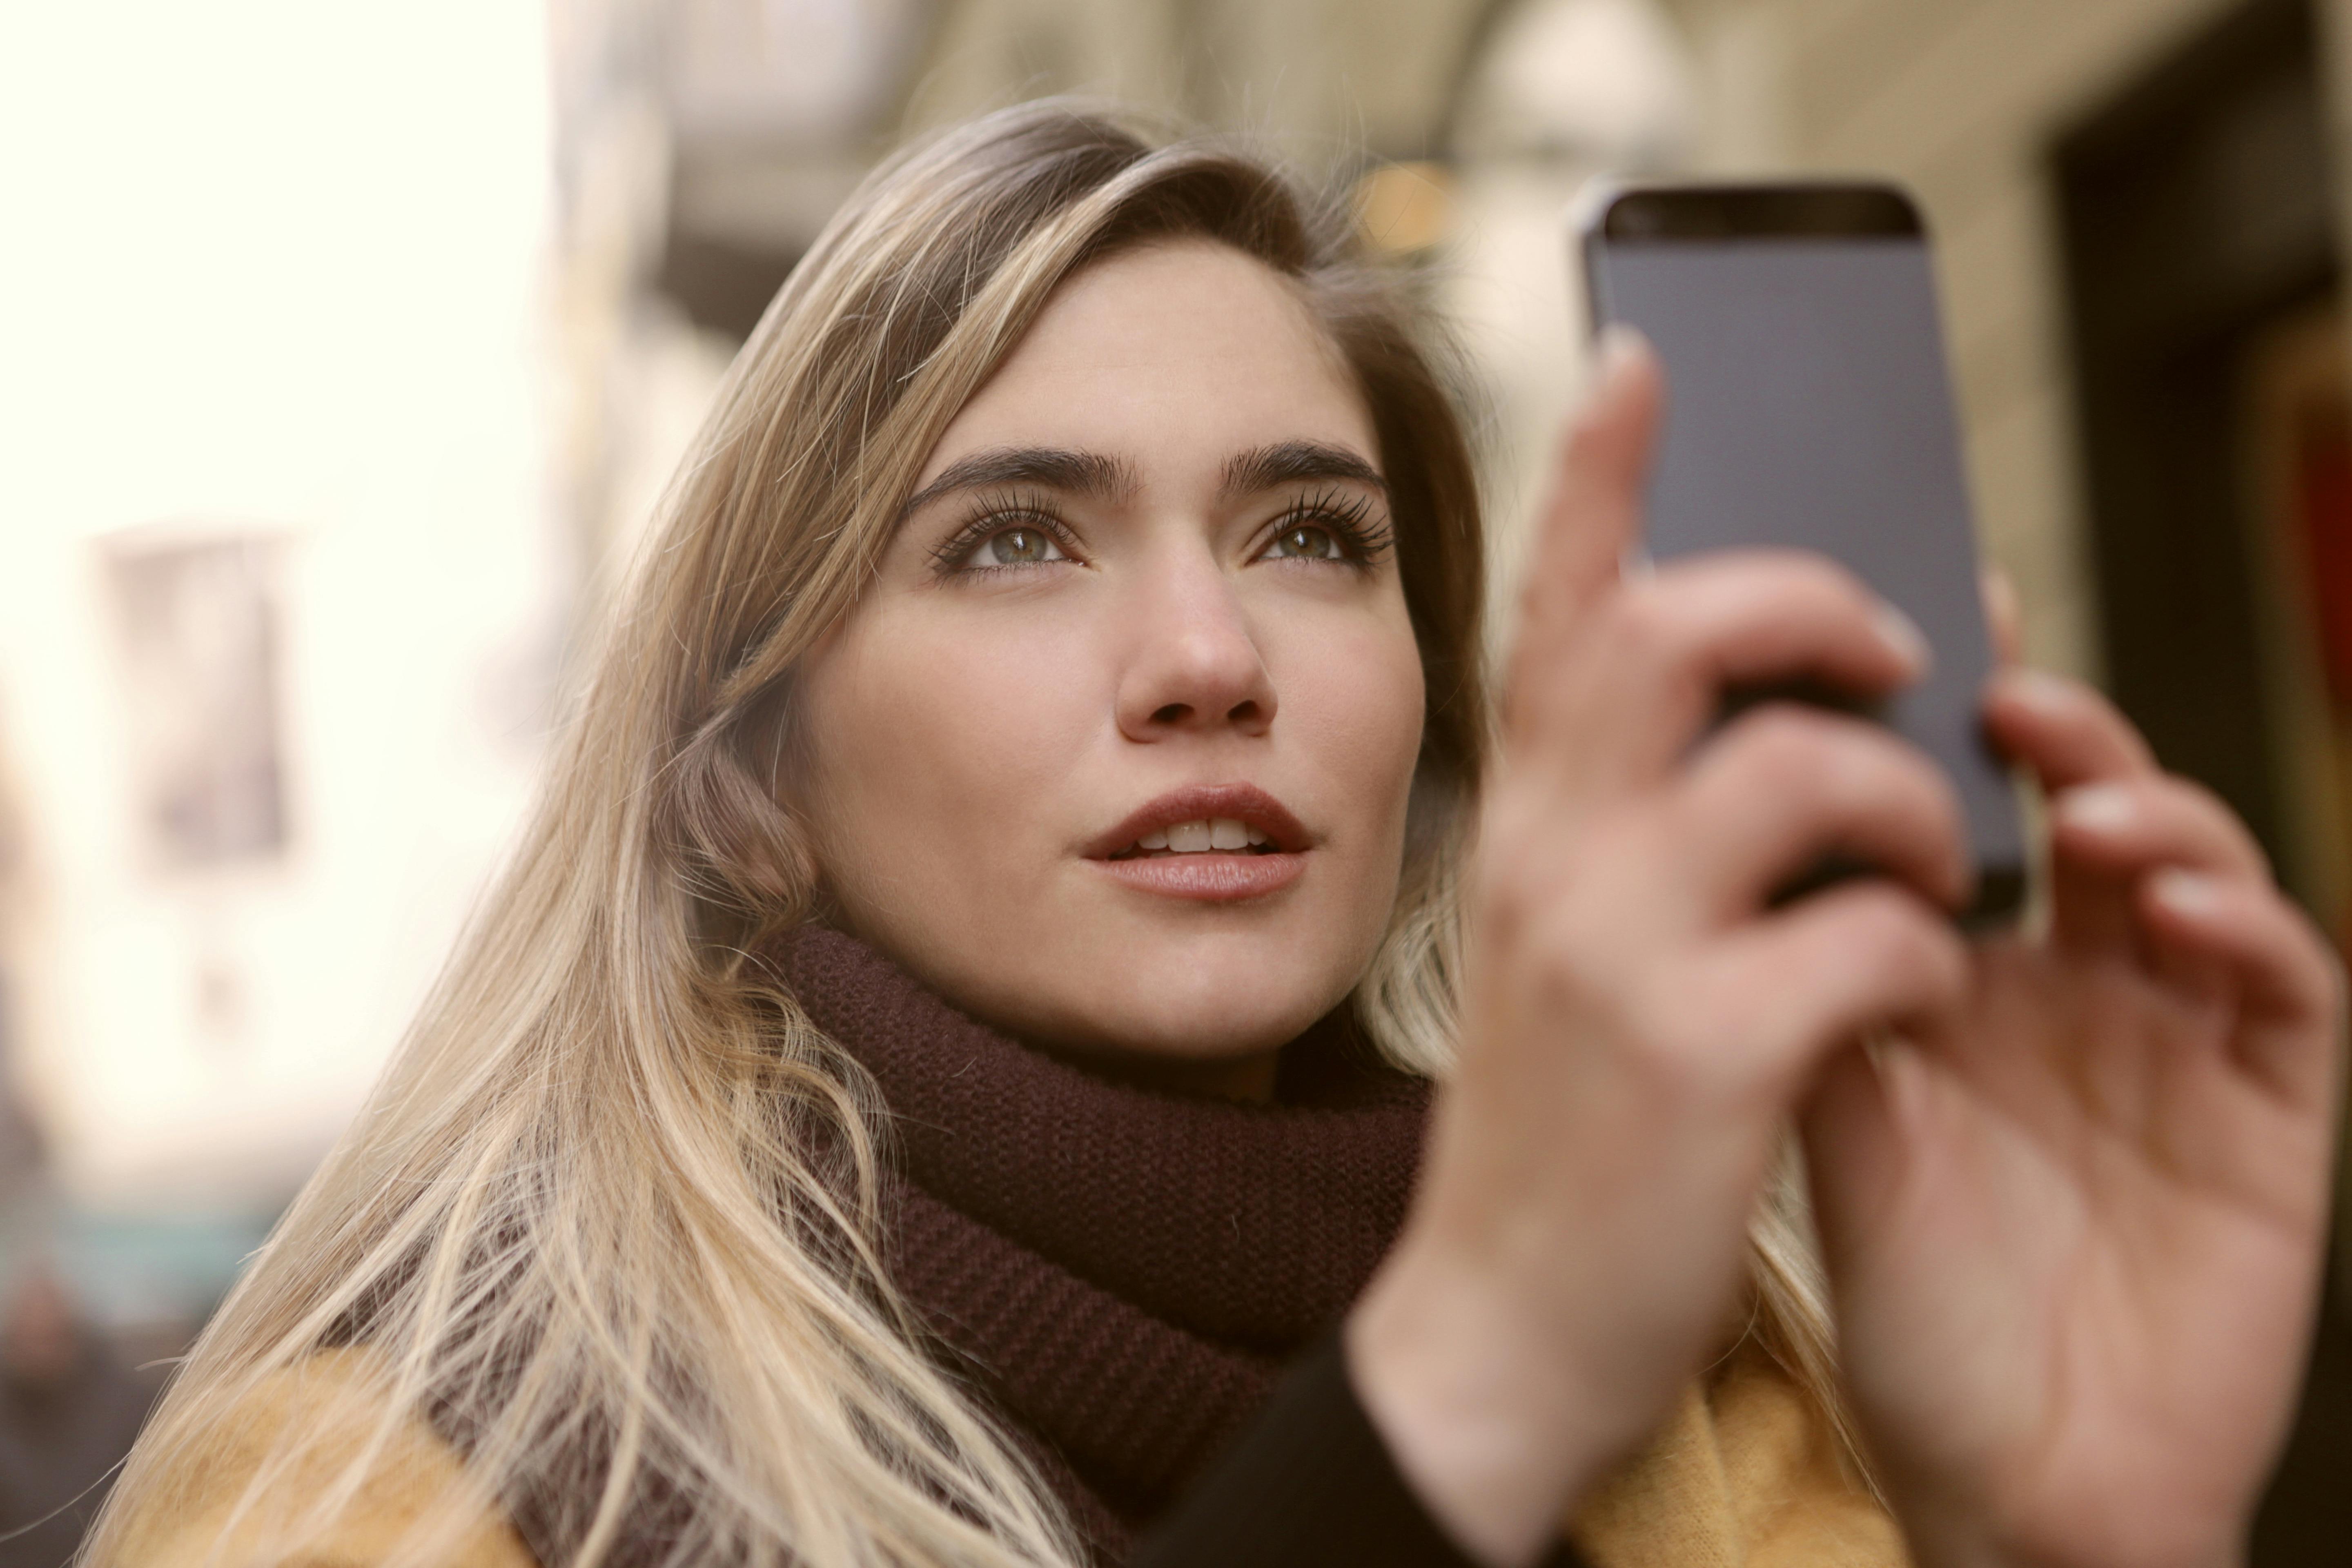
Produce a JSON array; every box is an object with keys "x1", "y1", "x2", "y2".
[{"x1": 102, "y1": 1347, "x2": 535, "y2": 1568}]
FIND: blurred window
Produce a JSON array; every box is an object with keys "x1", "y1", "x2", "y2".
[{"x1": 104, "y1": 537, "x2": 287, "y2": 869}]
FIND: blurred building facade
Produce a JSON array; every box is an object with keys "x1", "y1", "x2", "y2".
[
  {"x1": 0, "y1": 1, "x2": 567, "y2": 1325},
  {"x1": 570, "y1": 0, "x2": 2352, "y2": 694},
  {"x1": 7, "y1": 10, "x2": 2352, "y2": 1550}
]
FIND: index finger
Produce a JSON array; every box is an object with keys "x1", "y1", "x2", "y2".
[
  {"x1": 2142, "y1": 872, "x2": 2345, "y2": 1108},
  {"x1": 1504, "y1": 330, "x2": 1664, "y2": 729}
]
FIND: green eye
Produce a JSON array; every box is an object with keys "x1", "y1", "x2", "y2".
[
  {"x1": 987, "y1": 527, "x2": 1062, "y2": 564},
  {"x1": 1268, "y1": 525, "x2": 1342, "y2": 560}
]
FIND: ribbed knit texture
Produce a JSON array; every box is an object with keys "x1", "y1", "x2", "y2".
[{"x1": 767, "y1": 928, "x2": 1432, "y2": 1559}]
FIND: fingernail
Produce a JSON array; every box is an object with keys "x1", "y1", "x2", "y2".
[
  {"x1": 2057, "y1": 782, "x2": 2136, "y2": 833},
  {"x1": 1980, "y1": 567, "x2": 2022, "y2": 663},
  {"x1": 1980, "y1": 566, "x2": 2021, "y2": 624},
  {"x1": 2151, "y1": 868, "x2": 2222, "y2": 915},
  {"x1": 1873, "y1": 603, "x2": 1931, "y2": 674},
  {"x1": 1597, "y1": 324, "x2": 1650, "y2": 380},
  {"x1": 2007, "y1": 668, "x2": 2073, "y2": 712}
]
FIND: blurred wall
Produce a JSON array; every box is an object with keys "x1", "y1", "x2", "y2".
[
  {"x1": 904, "y1": 0, "x2": 1486, "y2": 162},
  {"x1": 0, "y1": 2, "x2": 565, "y2": 1314},
  {"x1": 1663, "y1": 0, "x2": 2268, "y2": 681}
]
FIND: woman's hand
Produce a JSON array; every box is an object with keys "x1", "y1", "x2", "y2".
[
  {"x1": 1350, "y1": 335, "x2": 1980, "y2": 1564},
  {"x1": 1803, "y1": 665, "x2": 2344, "y2": 1568}
]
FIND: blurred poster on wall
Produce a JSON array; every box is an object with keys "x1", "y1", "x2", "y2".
[
  {"x1": 2238, "y1": 302, "x2": 2352, "y2": 960},
  {"x1": 102, "y1": 536, "x2": 287, "y2": 869}
]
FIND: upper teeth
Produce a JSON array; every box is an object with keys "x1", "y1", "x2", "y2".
[{"x1": 1136, "y1": 817, "x2": 1270, "y2": 853}]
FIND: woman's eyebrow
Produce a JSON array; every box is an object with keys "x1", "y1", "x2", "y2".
[
  {"x1": 1221, "y1": 440, "x2": 1387, "y2": 499},
  {"x1": 898, "y1": 447, "x2": 1138, "y2": 518}
]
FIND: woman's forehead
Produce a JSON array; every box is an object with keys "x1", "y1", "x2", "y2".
[{"x1": 915, "y1": 240, "x2": 1378, "y2": 495}]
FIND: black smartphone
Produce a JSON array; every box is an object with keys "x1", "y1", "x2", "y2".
[{"x1": 1576, "y1": 180, "x2": 2029, "y2": 928}]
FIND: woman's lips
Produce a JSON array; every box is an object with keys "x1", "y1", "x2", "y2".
[
  {"x1": 1085, "y1": 783, "x2": 1310, "y2": 859},
  {"x1": 1092, "y1": 849, "x2": 1306, "y2": 902},
  {"x1": 1085, "y1": 782, "x2": 1311, "y2": 902}
]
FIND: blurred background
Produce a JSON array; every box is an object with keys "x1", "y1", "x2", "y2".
[{"x1": 2, "y1": 0, "x2": 2350, "y2": 1558}]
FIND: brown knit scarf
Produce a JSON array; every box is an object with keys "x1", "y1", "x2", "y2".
[{"x1": 765, "y1": 928, "x2": 1431, "y2": 1559}]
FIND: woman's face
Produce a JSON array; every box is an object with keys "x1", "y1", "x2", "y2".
[{"x1": 794, "y1": 240, "x2": 1425, "y2": 1086}]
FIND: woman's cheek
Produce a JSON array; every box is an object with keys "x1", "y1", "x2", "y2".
[
  {"x1": 1274, "y1": 608, "x2": 1426, "y2": 835},
  {"x1": 869, "y1": 607, "x2": 1104, "y2": 820}
]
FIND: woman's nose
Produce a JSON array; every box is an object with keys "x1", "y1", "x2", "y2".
[{"x1": 1113, "y1": 565, "x2": 1277, "y2": 742}]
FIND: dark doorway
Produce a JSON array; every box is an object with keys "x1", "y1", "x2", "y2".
[
  {"x1": 2054, "y1": 1, "x2": 2351, "y2": 1560},
  {"x1": 2056, "y1": 0, "x2": 2335, "y2": 884}
]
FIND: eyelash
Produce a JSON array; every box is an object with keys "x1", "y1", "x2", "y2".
[
  {"x1": 929, "y1": 490, "x2": 1079, "y2": 577},
  {"x1": 1266, "y1": 487, "x2": 1395, "y2": 568},
  {"x1": 928, "y1": 486, "x2": 1396, "y2": 578}
]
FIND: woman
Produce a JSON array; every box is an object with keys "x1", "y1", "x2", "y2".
[{"x1": 93, "y1": 102, "x2": 2341, "y2": 1568}]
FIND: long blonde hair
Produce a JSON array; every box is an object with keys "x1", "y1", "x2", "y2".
[{"x1": 90, "y1": 102, "x2": 1846, "y2": 1568}]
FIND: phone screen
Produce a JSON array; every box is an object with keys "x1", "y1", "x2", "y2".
[{"x1": 1584, "y1": 186, "x2": 2028, "y2": 925}]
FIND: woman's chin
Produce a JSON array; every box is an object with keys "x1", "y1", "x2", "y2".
[{"x1": 1032, "y1": 973, "x2": 1344, "y2": 1066}]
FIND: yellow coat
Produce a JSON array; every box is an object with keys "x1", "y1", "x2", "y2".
[
  {"x1": 1570, "y1": 1336, "x2": 1907, "y2": 1568},
  {"x1": 111, "y1": 1339, "x2": 1903, "y2": 1568}
]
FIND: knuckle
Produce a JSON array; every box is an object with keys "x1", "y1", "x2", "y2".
[
  {"x1": 1476, "y1": 804, "x2": 1644, "y2": 946},
  {"x1": 1745, "y1": 549, "x2": 1875, "y2": 615},
  {"x1": 2267, "y1": 895, "x2": 2340, "y2": 994},
  {"x1": 1721, "y1": 708, "x2": 1919, "y2": 812},
  {"x1": 1621, "y1": 978, "x2": 1733, "y2": 1090},
  {"x1": 1825, "y1": 727, "x2": 1946, "y2": 819},
  {"x1": 1606, "y1": 579, "x2": 1684, "y2": 665},
  {"x1": 1720, "y1": 707, "x2": 1838, "y2": 790},
  {"x1": 1848, "y1": 891, "x2": 1964, "y2": 986},
  {"x1": 1704, "y1": 545, "x2": 1849, "y2": 591},
  {"x1": 2111, "y1": 773, "x2": 2270, "y2": 878},
  {"x1": 1895, "y1": 747, "x2": 1966, "y2": 833},
  {"x1": 1802, "y1": 722, "x2": 1889, "y2": 802},
  {"x1": 1789, "y1": 552, "x2": 1874, "y2": 606},
  {"x1": 2145, "y1": 772, "x2": 2216, "y2": 821},
  {"x1": 2319, "y1": 945, "x2": 2349, "y2": 1020},
  {"x1": 2169, "y1": 775, "x2": 2264, "y2": 852}
]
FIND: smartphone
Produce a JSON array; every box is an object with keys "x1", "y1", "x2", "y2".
[{"x1": 1576, "y1": 180, "x2": 2029, "y2": 928}]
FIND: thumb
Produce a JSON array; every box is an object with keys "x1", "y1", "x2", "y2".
[{"x1": 1799, "y1": 1033, "x2": 1931, "y2": 1285}]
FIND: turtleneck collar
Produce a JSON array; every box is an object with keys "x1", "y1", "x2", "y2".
[{"x1": 762, "y1": 927, "x2": 1432, "y2": 1557}]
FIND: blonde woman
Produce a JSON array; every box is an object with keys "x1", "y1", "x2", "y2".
[{"x1": 93, "y1": 104, "x2": 2341, "y2": 1568}]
